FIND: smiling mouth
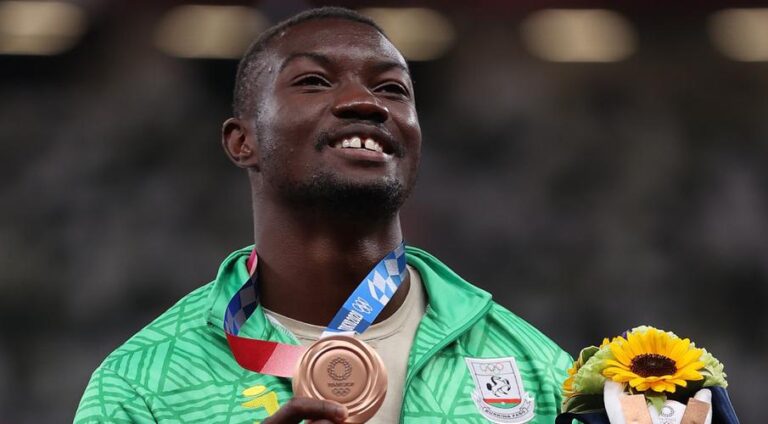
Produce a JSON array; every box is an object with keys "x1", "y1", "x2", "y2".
[{"x1": 330, "y1": 135, "x2": 391, "y2": 156}]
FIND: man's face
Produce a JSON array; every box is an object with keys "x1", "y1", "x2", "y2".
[{"x1": 250, "y1": 18, "x2": 421, "y2": 215}]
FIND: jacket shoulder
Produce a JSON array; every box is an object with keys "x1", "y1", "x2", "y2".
[
  {"x1": 457, "y1": 301, "x2": 572, "y2": 369},
  {"x1": 82, "y1": 280, "x2": 235, "y2": 403},
  {"x1": 75, "y1": 282, "x2": 224, "y2": 421},
  {"x1": 99, "y1": 282, "x2": 216, "y2": 371},
  {"x1": 485, "y1": 302, "x2": 569, "y2": 358}
]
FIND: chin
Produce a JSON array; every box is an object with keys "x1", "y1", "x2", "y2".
[{"x1": 279, "y1": 173, "x2": 411, "y2": 219}]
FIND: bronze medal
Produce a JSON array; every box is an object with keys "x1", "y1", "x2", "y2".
[{"x1": 293, "y1": 335, "x2": 387, "y2": 423}]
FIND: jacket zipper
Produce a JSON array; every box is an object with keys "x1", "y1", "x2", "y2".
[{"x1": 399, "y1": 301, "x2": 493, "y2": 422}]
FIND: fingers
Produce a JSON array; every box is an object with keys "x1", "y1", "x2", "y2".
[{"x1": 262, "y1": 397, "x2": 348, "y2": 424}]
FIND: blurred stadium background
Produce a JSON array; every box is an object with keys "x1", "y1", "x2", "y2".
[{"x1": 1, "y1": 0, "x2": 767, "y2": 422}]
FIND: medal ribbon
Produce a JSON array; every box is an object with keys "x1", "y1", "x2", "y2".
[{"x1": 224, "y1": 242, "x2": 408, "y2": 377}]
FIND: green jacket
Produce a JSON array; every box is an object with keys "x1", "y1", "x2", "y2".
[{"x1": 75, "y1": 246, "x2": 571, "y2": 423}]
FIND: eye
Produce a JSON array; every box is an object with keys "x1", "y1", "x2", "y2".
[
  {"x1": 293, "y1": 74, "x2": 331, "y2": 87},
  {"x1": 375, "y1": 82, "x2": 409, "y2": 97}
]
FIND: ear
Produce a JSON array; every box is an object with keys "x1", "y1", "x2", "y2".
[{"x1": 222, "y1": 117, "x2": 260, "y2": 170}]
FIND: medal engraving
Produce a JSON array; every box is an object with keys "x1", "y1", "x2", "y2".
[
  {"x1": 293, "y1": 335, "x2": 387, "y2": 423},
  {"x1": 311, "y1": 350, "x2": 366, "y2": 400}
]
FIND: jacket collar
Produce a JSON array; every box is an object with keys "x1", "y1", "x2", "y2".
[
  {"x1": 403, "y1": 246, "x2": 491, "y2": 332},
  {"x1": 205, "y1": 245, "x2": 492, "y2": 344}
]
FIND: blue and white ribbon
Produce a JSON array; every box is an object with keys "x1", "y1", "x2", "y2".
[
  {"x1": 225, "y1": 241, "x2": 407, "y2": 337},
  {"x1": 325, "y1": 242, "x2": 407, "y2": 335}
]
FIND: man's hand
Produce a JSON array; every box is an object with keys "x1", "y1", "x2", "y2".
[{"x1": 262, "y1": 397, "x2": 349, "y2": 424}]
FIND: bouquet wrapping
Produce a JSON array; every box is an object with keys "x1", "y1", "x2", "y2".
[{"x1": 556, "y1": 326, "x2": 738, "y2": 424}]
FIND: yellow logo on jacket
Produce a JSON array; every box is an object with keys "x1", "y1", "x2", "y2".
[{"x1": 242, "y1": 385, "x2": 279, "y2": 423}]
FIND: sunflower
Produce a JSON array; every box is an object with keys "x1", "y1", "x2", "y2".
[{"x1": 602, "y1": 327, "x2": 705, "y2": 393}]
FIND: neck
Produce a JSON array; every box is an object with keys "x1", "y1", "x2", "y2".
[{"x1": 253, "y1": 200, "x2": 409, "y2": 326}]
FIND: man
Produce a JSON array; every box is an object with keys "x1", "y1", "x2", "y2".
[{"x1": 75, "y1": 7, "x2": 571, "y2": 423}]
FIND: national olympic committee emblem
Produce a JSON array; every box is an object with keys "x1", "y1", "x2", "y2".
[{"x1": 465, "y1": 357, "x2": 535, "y2": 423}]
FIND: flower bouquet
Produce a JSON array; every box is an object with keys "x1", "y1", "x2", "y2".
[{"x1": 556, "y1": 326, "x2": 738, "y2": 424}]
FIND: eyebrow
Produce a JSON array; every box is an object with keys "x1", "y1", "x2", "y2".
[
  {"x1": 279, "y1": 52, "x2": 332, "y2": 73},
  {"x1": 370, "y1": 60, "x2": 411, "y2": 76},
  {"x1": 278, "y1": 52, "x2": 411, "y2": 76}
]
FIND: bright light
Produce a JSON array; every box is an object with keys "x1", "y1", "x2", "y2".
[
  {"x1": 360, "y1": 8, "x2": 455, "y2": 61},
  {"x1": 155, "y1": 5, "x2": 268, "y2": 59},
  {"x1": 709, "y1": 8, "x2": 768, "y2": 61},
  {"x1": 521, "y1": 9, "x2": 636, "y2": 63},
  {"x1": 0, "y1": 1, "x2": 86, "y2": 55}
]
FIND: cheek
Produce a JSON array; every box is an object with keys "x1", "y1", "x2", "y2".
[
  {"x1": 256, "y1": 101, "x2": 325, "y2": 175},
  {"x1": 272, "y1": 99, "x2": 327, "y2": 143},
  {"x1": 397, "y1": 107, "x2": 422, "y2": 151},
  {"x1": 389, "y1": 106, "x2": 421, "y2": 176},
  {"x1": 258, "y1": 102, "x2": 311, "y2": 148}
]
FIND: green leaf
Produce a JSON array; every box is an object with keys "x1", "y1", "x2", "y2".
[
  {"x1": 645, "y1": 393, "x2": 667, "y2": 413},
  {"x1": 699, "y1": 349, "x2": 728, "y2": 388},
  {"x1": 578, "y1": 346, "x2": 600, "y2": 365},
  {"x1": 573, "y1": 344, "x2": 613, "y2": 394}
]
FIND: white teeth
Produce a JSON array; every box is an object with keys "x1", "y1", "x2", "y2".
[
  {"x1": 364, "y1": 138, "x2": 376, "y2": 150},
  {"x1": 364, "y1": 138, "x2": 384, "y2": 152},
  {"x1": 336, "y1": 135, "x2": 385, "y2": 153}
]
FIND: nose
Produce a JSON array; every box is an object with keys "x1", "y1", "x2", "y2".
[{"x1": 331, "y1": 82, "x2": 389, "y2": 123}]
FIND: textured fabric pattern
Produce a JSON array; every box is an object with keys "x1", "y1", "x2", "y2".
[
  {"x1": 75, "y1": 246, "x2": 571, "y2": 423},
  {"x1": 75, "y1": 285, "x2": 295, "y2": 423},
  {"x1": 399, "y1": 304, "x2": 572, "y2": 422}
]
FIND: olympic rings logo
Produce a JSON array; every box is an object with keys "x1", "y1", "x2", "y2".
[
  {"x1": 478, "y1": 363, "x2": 505, "y2": 373},
  {"x1": 352, "y1": 297, "x2": 373, "y2": 314},
  {"x1": 327, "y1": 357, "x2": 353, "y2": 381},
  {"x1": 332, "y1": 387, "x2": 351, "y2": 397}
]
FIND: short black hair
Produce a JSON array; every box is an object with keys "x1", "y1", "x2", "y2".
[{"x1": 232, "y1": 7, "x2": 386, "y2": 119}]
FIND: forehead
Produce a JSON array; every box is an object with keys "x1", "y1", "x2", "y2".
[{"x1": 269, "y1": 18, "x2": 407, "y2": 70}]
